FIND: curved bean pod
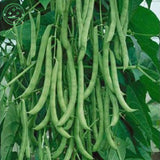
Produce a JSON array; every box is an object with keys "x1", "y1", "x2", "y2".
[
  {"x1": 27, "y1": 12, "x2": 36, "y2": 65},
  {"x1": 91, "y1": 89, "x2": 98, "y2": 139},
  {"x1": 52, "y1": 137, "x2": 67, "y2": 159},
  {"x1": 50, "y1": 60, "x2": 71, "y2": 138},
  {"x1": 64, "y1": 137, "x2": 74, "y2": 160},
  {"x1": 104, "y1": 89, "x2": 118, "y2": 150},
  {"x1": 74, "y1": 118, "x2": 93, "y2": 159},
  {"x1": 102, "y1": 25, "x2": 114, "y2": 92},
  {"x1": 109, "y1": 90, "x2": 119, "y2": 126},
  {"x1": 58, "y1": 1, "x2": 77, "y2": 127},
  {"x1": 84, "y1": 26, "x2": 98, "y2": 100},
  {"x1": 57, "y1": 40, "x2": 67, "y2": 112},
  {"x1": 19, "y1": 100, "x2": 28, "y2": 160},
  {"x1": 110, "y1": 50, "x2": 136, "y2": 112},
  {"x1": 28, "y1": 36, "x2": 52, "y2": 114},
  {"x1": 93, "y1": 79, "x2": 104, "y2": 151},
  {"x1": 20, "y1": 24, "x2": 52, "y2": 98},
  {"x1": 78, "y1": 0, "x2": 95, "y2": 62},
  {"x1": 114, "y1": 0, "x2": 129, "y2": 69},
  {"x1": 34, "y1": 107, "x2": 50, "y2": 130},
  {"x1": 77, "y1": 61, "x2": 90, "y2": 130}
]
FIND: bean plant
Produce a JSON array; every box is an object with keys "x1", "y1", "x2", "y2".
[{"x1": 0, "y1": 0, "x2": 160, "y2": 160}]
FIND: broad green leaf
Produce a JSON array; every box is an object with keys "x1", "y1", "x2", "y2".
[
  {"x1": 140, "y1": 76, "x2": 160, "y2": 102},
  {"x1": 128, "y1": 36, "x2": 160, "y2": 81},
  {"x1": 137, "y1": 146, "x2": 151, "y2": 160},
  {"x1": 39, "y1": 0, "x2": 50, "y2": 9},
  {"x1": 126, "y1": 84, "x2": 152, "y2": 139},
  {"x1": 129, "y1": 0, "x2": 143, "y2": 18},
  {"x1": 108, "y1": 138, "x2": 126, "y2": 160},
  {"x1": 113, "y1": 120, "x2": 130, "y2": 140},
  {"x1": 1, "y1": 104, "x2": 20, "y2": 160},
  {"x1": 126, "y1": 138, "x2": 136, "y2": 154},
  {"x1": 136, "y1": 36, "x2": 160, "y2": 71},
  {"x1": 129, "y1": 6, "x2": 160, "y2": 36}
]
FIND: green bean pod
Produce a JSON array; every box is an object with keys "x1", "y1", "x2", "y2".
[
  {"x1": 93, "y1": 79, "x2": 104, "y2": 151},
  {"x1": 13, "y1": 22, "x2": 25, "y2": 66},
  {"x1": 58, "y1": 1, "x2": 77, "y2": 127},
  {"x1": 28, "y1": 36, "x2": 52, "y2": 114},
  {"x1": 57, "y1": 39, "x2": 67, "y2": 112},
  {"x1": 77, "y1": 61, "x2": 90, "y2": 130},
  {"x1": 64, "y1": 137, "x2": 74, "y2": 160},
  {"x1": 102, "y1": 25, "x2": 114, "y2": 92},
  {"x1": 34, "y1": 107, "x2": 50, "y2": 130},
  {"x1": 109, "y1": 90, "x2": 119, "y2": 126},
  {"x1": 27, "y1": 12, "x2": 36, "y2": 65},
  {"x1": 84, "y1": 26, "x2": 98, "y2": 100},
  {"x1": 52, "y1": 137, "x2": 67, "y2": 159},
  {"x1": 45, "y1": 146, "x2": 52, "y2": 160},
  {"x1": 50, "y1": 60, "x2": 71, "y2": 138},
  {"x1": 114, "y1": 0, "x2": 129, "y2": 69},
  {"x1": 36, "y1": 11, "x2": 41, "y2": 38},
  {"x1": 18, "y1": 100, "x2": 28, "y2": 160},
  {"x1": 20, "y1": 24, "x2": 52, "y2": 98},
  {"x1": 56, "y1": 0, "x2": 64, "y2": 15},
  {"x1": 82, "y1": 0, "x2": 89, "y2": 22},
  {"x1": 76, "y1": 0, "x2": 83, "y2": 47},
  {"x1": 120, "y1": 0, "x2": 129, "y2": 30},
  {"x1": 106, "y1": 0, "x2": 116, "y2": 42},
  {"x1": 78, "y1": 0, "x2": 95, "y2": 62},
  {"x1": 104, "y1": 89, "x2": 118, "y2": 150},
  {"x1": 74, "y1": 118, "x2": 93, "y2": 159},
  {"x1": 91, "y1": 89, "x2": 98, "y2": 139},
  {"x1": 110, "y1": 50, "x2": 136, "y2": 112}
]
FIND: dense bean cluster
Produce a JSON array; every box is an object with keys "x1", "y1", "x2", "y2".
[{"x1": 10, "y1": 0, "x2": 137, "y2": 159}]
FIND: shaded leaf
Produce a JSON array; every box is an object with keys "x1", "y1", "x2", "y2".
[
  {"x1": 126, "y1": 84, "x2": 152, "y2": 139},
  {"x1": 146, "y1": 0, "x2": 152, "y2": 8},
  {"x1": 1, "y1": 104, "x2": 20, "y2": 160},
  {"x1": 108, "y1": 138, "x2": 126, "y2": 160},
  {"x1": 151, "y1": 127, "x2": 160, "y2": 149},
  {"x1": 140, "y1": 76, "x2": 160, "y2": 102},
  {"x1": 39, "y1": 0, "x2": 50, "y2": 9}
]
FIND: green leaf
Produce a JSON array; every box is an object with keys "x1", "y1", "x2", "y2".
[
  {"x1": 126, "y1": 138, "x2": 136, "y2": 154},
  {"x1": 0, "y1": 96, "x2": 7, "y2": 125},
  {"x1": 151, "y1": 127, "x2": 160, "y2": 149},
  {"x1": 1, "y1": 104, "x2": 20, "y2": 160},
  {"x1": 140, "y1": 76, "x2": 160, "y2": 102},
  {"x1": 126, "y1": 158, "x2": 144, "y2": 160},
  {"x1": 129, "y1": 6, "x2": 160, "y2": 36},
  {"x1": 146, "y1": 0, "x2": 152, "y2": 8},
  {"x1": 128, "y1": 36, "x2": 160, "y2": 81},
  {"x1": 113, "y1": 120, "x2": 130, "y2": 140},
  {"x1": 137, "y1": 146, "x2": 151, "y2": 160},
  {"x1": 39, "y1": 0, "x2": 50, "y2": 9},
  {"x1": 108, "y1": 138, "x2": 126, "y2": 160},
  {"x1": 136, "y1": 36, "x2": 160, "y2": 71},
  {"x1": 148, "y1": 103, "x2": 160, "y2": 126},
  {"x1": 126, "y1": 84, "x2": 152, "y2": 139},
  {"x1": 129, "y1": 0, "x2": 143, "y2": 18}
]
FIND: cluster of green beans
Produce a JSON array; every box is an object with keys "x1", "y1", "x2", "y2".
[{"x1": 10, "y1": 0, "x2": 137, "y2": 159}]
